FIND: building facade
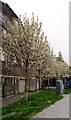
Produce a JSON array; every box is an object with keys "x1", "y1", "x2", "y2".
[
  {"x1": 0, "y1": 1, "x2": 19, "y2": 96},
  {"x1": 0, "y1": 1, "x2": 18, "y2": 29},
  {"x1": 0, "y1": 1, "x2": 40, "y2": 97}
]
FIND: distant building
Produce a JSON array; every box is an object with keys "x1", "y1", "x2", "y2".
[{"x1": 57, "y1": 51, "x2": 64, "y2": 62}]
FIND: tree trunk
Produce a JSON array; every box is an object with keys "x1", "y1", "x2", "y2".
[
  {"x1": 25, "y1": 91, "x2": 28, "y2": 101},
  {"x1": 25, "y1": 59, "x2": 29, "y2": 101}
]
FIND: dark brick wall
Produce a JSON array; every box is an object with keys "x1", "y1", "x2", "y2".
[
  {"x1": 2, "y1": 61, "x2": 25, "y2": 76},
  {"x1": 2, "y1": 76, "x2": 19, "y2": 96},
  {"x1": 0, "y1": 1, "x2": 18, "y2": 22}
]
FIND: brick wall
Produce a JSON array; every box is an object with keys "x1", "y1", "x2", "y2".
[
  {"x1": 0, "y1": 1, "x2": 18, "y2": 22},
  {"x1": 2, "y1": 76, "x2": 19, "y2": 96}
]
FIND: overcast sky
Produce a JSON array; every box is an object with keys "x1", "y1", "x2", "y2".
[{"x1": 2, "y1": 0, "x2": 70, "y2": 64}]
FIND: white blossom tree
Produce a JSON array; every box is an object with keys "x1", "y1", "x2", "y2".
[
  {"x1": 2, "y1": 13, "x2": 69, "y2": 100},
  {"x1": 2, "y1": 13, "x2": 52, "y2": 100}
]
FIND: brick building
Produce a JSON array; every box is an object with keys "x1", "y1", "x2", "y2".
[
  {"x1": 0, "y1": 1, "x2": 18, "y2": 29},
  {"x1": 0, "y1": 1, "x2": 19, "y2": 96},
  {"x1": 0, "y1": 1, "x2": 40, "y2": 96}
]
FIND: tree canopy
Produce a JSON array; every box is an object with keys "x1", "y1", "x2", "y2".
[{"x1": 2, "y1": 13, "x2": 69, "y2": 81}]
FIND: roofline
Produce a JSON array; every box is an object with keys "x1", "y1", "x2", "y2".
[
  {"x1": 0, "y1": 1, "x2": 18, "y2": 19},
  {"x1": 6, "y1": 3, "x2": 18, "y2": 19}
]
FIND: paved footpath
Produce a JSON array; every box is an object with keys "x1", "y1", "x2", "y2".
[
  {"x1": 31, "y1": 94, "x2": 69, "y2": 119},
  {"x1": 0, "y1": 94, "x2": 24, "y2": 107}
]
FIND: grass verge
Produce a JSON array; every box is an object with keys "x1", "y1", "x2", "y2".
[
  {"x1": 64, "y1": 88, "x2": 71, "y2": 94},
  {"x1": 2, "y1": 89, "x2": 64, "y2": 120}
]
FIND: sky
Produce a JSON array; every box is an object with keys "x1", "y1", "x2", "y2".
[{"x1": 1, "y1": 0, "x2": 70, "y2": 64}]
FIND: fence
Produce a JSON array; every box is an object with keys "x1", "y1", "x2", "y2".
[
  {"x1": 0, "y1": 75, "x2": 58, "y2": 97},
  {"x1": 0, "y1": 75, "x2": 40, "y2": 97},
  {"x1": 42, "y1": 77, "x2": 56, "y2": 89},
  {"x1": 0, "y1": 75, "x2": 19, "y2": 96}
]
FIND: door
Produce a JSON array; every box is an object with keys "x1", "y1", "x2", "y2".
[{"x1": 19, "y1": 80, "x2": 25, "y2": 93}]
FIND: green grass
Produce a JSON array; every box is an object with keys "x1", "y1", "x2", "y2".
[
  {"x1": 64, "y1": 88, "x2": 71, "y2": 94},
  {"x1": 2, "y1": 89, "x2": 64, "y2": 120}
]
